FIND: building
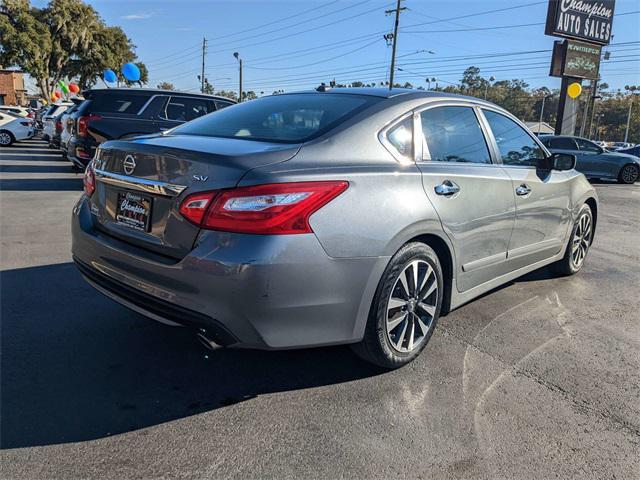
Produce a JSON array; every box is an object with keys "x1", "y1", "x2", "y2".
[
  {"x1": 0, "y1": 69, "x2": 28, "y2": 106},
  {"x1": 525, "y1": 121, "x2": 555, "y2": 135}
]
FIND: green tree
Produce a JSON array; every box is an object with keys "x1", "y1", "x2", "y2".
[
  {"x1": 202, "y1": 78, "x2": 214, "y2": 95},
  {"x1": 0, "y1": 0, "x2": 146, "y2": 96},
  {"x1": 215, "y1": 90, "x2": 238, "y2": 101}
]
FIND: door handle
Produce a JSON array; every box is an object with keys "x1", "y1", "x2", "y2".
[
  {"x1": 515, "y1": 184, "x2": 531, "y2": 196},
  {"x1": 434, "y1": 180, "x2": 460, "y2": 196}
]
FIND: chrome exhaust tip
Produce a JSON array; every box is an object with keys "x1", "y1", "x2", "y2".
[{"x1": 197, "y1": 330, "x2": 223, "y2": 351}]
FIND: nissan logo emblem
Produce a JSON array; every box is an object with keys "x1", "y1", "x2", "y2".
[{"x1": 123, "y1": 155, "x2": 136, "y2": 175}]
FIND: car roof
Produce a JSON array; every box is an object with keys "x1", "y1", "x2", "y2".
[
  {"x1": 284, "y1": 87, "x2": 482, "y2": 101},
  {"x1": 541, "y1": 135, "x2": 593, "y2": 141},
  {"x1": 84, "y1": 87, "x2": 236, "y2": 102}
]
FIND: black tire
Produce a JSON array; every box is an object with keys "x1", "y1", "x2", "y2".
[
  {"x1": 352, "y1": 242, "x2": 443, "y2": 369},
  {"x1": 0, "y1": 130, "x2": 14, "y2": 147},
  {"x1": 554, "y1": 203, "x2": 593, "y2": 276},
  {"x1": 618, "y1": 163, "x2": 639, "y2": 184}
]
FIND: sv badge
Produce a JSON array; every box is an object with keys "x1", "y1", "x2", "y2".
[{"x1": 192, "y1": 175, "x2": 209, "y2": 182}]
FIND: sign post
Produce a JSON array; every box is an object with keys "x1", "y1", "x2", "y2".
[{"x1": 545, "y1": 0, "x2": 616, "y2": 135}]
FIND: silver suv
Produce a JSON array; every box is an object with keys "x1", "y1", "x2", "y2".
[{"x1": 72, "y1": 89, "x2": 597, "y2": 368}]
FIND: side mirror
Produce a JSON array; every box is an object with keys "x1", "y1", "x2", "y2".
[{"x1": 551, "y1": 152, "x2": 576, "y2": 171}]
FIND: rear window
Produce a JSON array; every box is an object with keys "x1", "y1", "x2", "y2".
[
  {"x1": 89, "y1": 93, "x2": 151, "y2": 114},
  {"x1": 170, "y1": 93, "x2": 380, "y2": 143},
  {"x1": 549, "y1": 137, "x2": 577, "y2": 150}
]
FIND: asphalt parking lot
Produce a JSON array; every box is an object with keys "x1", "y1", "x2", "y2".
[{"x1": 1, "y1": 139, "x2": 639, "y2": 479}]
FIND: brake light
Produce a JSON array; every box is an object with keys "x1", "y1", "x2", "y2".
[
  {"x1": 77, "y1": 114, "x2": 101, "y2": 137},
  {"x1": 179, "y1": 181, "x2": 348, "y2": 234},
  {"x1": 55, "y1": 120, "x2": 62, "y2": 131},
  {"x1": 83, "y1": 161, "x2": 95, "y2": 197},
  {"x1": 179, "y1": 191, "x2": 216, "y2": 225},
  {"x1": 20, "y1": 121, "x2": 32, "y2": 126}
]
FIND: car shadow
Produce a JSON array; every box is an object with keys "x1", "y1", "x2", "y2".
[
  {"x1": 0, "y1": 263, "x2": 384, "y2": 449},
  {"x1": 0, "y1": 178, "x2": 82, "y2": 191}
]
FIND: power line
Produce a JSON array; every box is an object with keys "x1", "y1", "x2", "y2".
[
  {"x1": 403, "y1": 22, "x2": 544, "y2": 34},
  {"x1": 246, "y1": 38, "x2": 383, "y2": 71},
  {"x1": 206, "y1": 2, "x2": 394, "y2": 55},
  {"x1": 206, "y1": 0, "x2": 341, "y2": 41}
]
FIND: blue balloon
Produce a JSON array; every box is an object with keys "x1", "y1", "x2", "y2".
[
  {"x1": 103, "y1": 69, "x2": 117, "y2": 83},
  {"x1": 121, "y1": 63, "x2": 140, "y2": 82}
]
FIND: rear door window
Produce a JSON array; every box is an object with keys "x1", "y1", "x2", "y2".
[
  {"x1": 575, "y1": 138, "x2": 601, "y2": 153},
  {"x1": 420, "y1": 106, "x2": 491, "y2": 164},
  {"x1": 90, "y1": 93, "x2": 151, "y2": 114},
  {"x1": 214, "y1": 100, "x2": 233, "y2": 110},
  {"x1": 385, "y1": 116, "x2": 413, "y2": 162},
  {"x1": 164, "y1": 97, "x2": 216, "y2": 122},
  {"x1": 550, "y1": 137, "x2": 578, "y2": 150}
]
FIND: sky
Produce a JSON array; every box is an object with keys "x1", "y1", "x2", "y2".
[{"x1": 29, "y1": 0, "x2": 640, "y2": 94}]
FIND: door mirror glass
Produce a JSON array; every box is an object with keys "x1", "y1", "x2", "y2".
[{"x1": 552, "y1": 153, "x2": 576, "y2": 171}]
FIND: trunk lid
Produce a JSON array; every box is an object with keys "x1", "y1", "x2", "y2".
[{"x1": 90, "y1": 134, "x2": 301, "y2": 259}]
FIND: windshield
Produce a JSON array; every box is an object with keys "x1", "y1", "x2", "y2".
[{"x1": 170, "y1": 93, "x2": 381, "y2": 143}]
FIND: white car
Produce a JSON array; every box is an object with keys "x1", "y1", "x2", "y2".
[
  {"x1": 0, "y1": 112, "x2": 34, "y2": 146},
  {"x1": 0, "y1": 105, "x2": 30, "y2": 118},
  {"x1": 42, "y1": 102, "x2": 72, "y2": 142}
]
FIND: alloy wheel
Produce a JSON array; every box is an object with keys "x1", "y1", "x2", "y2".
[
  {"x1": 386, "y1": 260, "x2": 438, "y2": 353},
  {"x1": 0, "y1": 132, "x2": 11, "y2": 146},
  {"x1": 621, "y1": 165, "x2": 638, "y2": 184},
  {"x1": 571, "y1": 213, "x2": 592, "y2": 268}
]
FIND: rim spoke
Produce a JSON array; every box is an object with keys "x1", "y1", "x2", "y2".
[
  {"x1": 388, "y1": 297, "x2": 406, "y2": 310},
  {"x1": 395, "y1": 319, "x2": 408, "y2": 349},
  {"x1": 419, "y1": 279, "x2": 437, "y2": 301},
  {"x1": 416, "y1": 315, "x2": 430, "y2": 335},
  {"x1": 398, "y1": 272, "x2": 410, "y2": 299},
  {"x1": 387, "y1": 312, "x2": 407, "y2": 332},
  {"x1": 407, "y1": 319, "x2": 416, "y2": 350},
  {"x1": 417, "y1": 264, "x2": 431, "y2": 295},
  {"x1": 409, "y1": 261, "x2": 419, "y2": 296},
  {"x1": 417, "y1": 301, "x2": 436, "y2": 317}
]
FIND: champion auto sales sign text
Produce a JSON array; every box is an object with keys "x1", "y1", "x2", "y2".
[{"x1": 545, "y1": 0, "x2": 616, "y2": 45}]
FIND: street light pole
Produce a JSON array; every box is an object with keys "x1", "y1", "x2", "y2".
[{"x1": 233, "y1": 52, "x2": 243, "y2": 102}]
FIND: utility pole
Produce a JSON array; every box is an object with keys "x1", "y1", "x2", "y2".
[
  {"x1": 538, "y1": 95, "x2": 548, "y2": 135},
  {"x1": 234, "y1": 52, "x2": 243, "y2": 102},
  {"x1": 623, "y1": 85, "x2": 638, "y2": 143},
  {"x1": 201, "y1": 38, "x2": 207, "y2": 93},
  {"x1": 386, "y1": 0, "x2": 405, "y2": 90}
]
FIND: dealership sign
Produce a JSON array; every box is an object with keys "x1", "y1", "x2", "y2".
[{"x1": 545, "y1": 0, "x2": 616, "y2": 45}]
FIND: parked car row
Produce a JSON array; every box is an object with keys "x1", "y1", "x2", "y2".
[
  {"x1": 42, "y1": 88, "x2": 236, "y2": 170},
  {"x1": 0, "y1": 110, "x2": 35, "y2": 146},
  {"x1": 540, "y1": 135, "x2": 640, "y2": 184}
]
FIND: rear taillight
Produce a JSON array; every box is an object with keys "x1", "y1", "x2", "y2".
[
  {"x1": 20, "y1": 121, "x2": 32, "y2": 126},
  {"x1": 179, "y1": 181, "x2": 348, "y2": 234},
  {"x1": 77, "y1": 114, "x2": 101, "y2": 137},
  {"x1": 83, "y1": 162, "x2": 95, "y2": 197},
  {"x1": 55, "y1": 120, "x2": 62, "y2": 131},
  {"x1": 27, "y1": 112, "x2": 34, "y2": 118}
]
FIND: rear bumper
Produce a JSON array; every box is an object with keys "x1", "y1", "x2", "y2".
[
  {"x1": 67, "y1": 136, "x2": 96, "y2": 168},
  {"x1": 71, "y1": 195, "x2": 388, "y2": 349}
]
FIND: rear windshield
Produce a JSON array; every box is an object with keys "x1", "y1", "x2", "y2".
[
  {"x1": 89, "y1": 93, "x2": 151, "y2": 114},
  {"x1": 170, "y1": 93, "x2": 380, "y2": 143}
]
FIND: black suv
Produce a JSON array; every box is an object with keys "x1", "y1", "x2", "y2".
[{"x1": 67, "y1": 88, "x2": 235, "y2": 169}]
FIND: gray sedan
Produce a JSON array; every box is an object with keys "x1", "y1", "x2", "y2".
[
  {"x1": 72, "y1": 89, "x2": 598, "y2": 368},
  {"x1": 540, "y1": 135, "x2": 640, "y2": 184}
]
